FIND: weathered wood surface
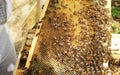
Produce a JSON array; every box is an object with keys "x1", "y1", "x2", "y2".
[
  {"x1": 14, "y1": 0, "x2": 50, "y2": 75},
  {"x1": 25, "y1": 0, "x2": 50, "y2": 68}
]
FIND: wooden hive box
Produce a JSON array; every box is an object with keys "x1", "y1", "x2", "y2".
[{"x1": 14, "y1": 0, "x2": 50, "y2": 75}]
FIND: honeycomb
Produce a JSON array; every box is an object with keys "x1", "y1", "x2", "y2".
[{"x1": 24, "y1": 0, "x2": 112, "y2": 75}]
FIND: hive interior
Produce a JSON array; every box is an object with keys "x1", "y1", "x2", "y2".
[{"x1": 24, "y1": 0, "x2": 112, "y2": 75}]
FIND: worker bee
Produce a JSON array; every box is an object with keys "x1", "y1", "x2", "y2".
[{"x1": 42, "y1": 5, "x2": 44, "y2": 9}]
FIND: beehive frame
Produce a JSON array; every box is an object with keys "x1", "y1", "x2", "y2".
[{"x1": 14, "y1": 1, "x2": 113, "y2": 74}]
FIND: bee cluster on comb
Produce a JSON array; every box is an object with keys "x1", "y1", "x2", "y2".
[{"x1": 25, "y1": 0, "x2": 112, "y2": 75}]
